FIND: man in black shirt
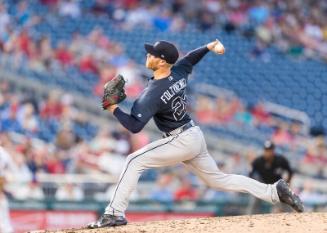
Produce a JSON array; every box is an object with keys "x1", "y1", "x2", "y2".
[
  {"x1": 248, "y1": 141, "x2": 293, "y2": 214},
  {"x1": 250, "y1": 141, "x2": 293, "y2": 184}
]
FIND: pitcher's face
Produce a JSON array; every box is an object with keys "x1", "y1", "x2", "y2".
[{"x1": 145, "y1": 53, "x2": 161, "y2": 71}]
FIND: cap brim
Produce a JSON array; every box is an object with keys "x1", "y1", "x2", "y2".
[{"x1": 144, "y1": 43, "x2": 159, "y2": 57}]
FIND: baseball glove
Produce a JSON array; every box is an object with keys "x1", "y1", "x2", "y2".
[{"x1": 102, "y1": 74, "x2": 127, "y2": 110}]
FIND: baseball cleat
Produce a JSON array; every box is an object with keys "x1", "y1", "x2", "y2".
[
  {"x1": 87, "y1": 214, "x2": 128, "y2": 229},
  {"x1": 276, "y1": 179, "x2": 304, "y2": 212}
]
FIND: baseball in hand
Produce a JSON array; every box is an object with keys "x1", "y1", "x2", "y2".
[{"x1": 213, "y1": 40, "x2": 225, "y2": 54}]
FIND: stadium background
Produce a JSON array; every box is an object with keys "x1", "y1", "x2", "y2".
[{"x1": 0, "y1": 0, "x2": 326, "y2": 232}]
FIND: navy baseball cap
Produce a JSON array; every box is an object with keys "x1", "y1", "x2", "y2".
[{"x1": 144, "y1": 40, "x2": 179, "y2": 64}]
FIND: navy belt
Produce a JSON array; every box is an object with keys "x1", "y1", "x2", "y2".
[{"x1": 163, "y1": 120, "x2": 195, "y2": 138}]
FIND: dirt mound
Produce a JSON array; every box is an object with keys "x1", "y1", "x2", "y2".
[{"x1": 31, "y1": 212, "x2": 327, "y2": 233}]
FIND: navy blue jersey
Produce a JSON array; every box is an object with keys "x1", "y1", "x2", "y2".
[{"x1": 131, "y1": 58, "x2": 193, "y2": 132}]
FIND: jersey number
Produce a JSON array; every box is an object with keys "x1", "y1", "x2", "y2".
[{"x1": 171, "y1": 95, "x2": 186, "y2": 121}]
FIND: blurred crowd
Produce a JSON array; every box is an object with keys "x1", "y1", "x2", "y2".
[
  {"x1": 0, "y1": 81, "x2": 150, "y2": 188},
  {"x1": 0, "y1": 1, "x2": 144, "y2": 98},
  {"x1": 195, "y1": 94, "x2": 304, "y2": 146},
  {"x1": 194, "y1": 93, "x2": 327, "y2": 171},
  {"x1": 37, "y1": 0, "x2": 327, "y2": 61},
  {"x1": 0, "y1": 82, "x2": 326, "y2": 207},
  {"x1": 1, "y1": 0, "x2": 325, "y2": 66}
]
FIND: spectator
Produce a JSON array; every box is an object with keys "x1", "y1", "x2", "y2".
[
  {"x1": 299, "y1": 181, "x2": 327, "y2": 211},
  {"x1": 59, "y1": 0, "x2": 81, "y2": 18},
  {"x1": 248, "y1": 2, "x2": 269, "y2": 25},
  {"x1": 55, "y1": 183, "x2": 84, "y2": 201},
  {"x1": 0, "y1": 3, "x2": 10, "y2": 36},
  {"x1": 1, "y1": 106, "x2": 22, "y2": 132},
  {"x1": 152, "y1": 9, "x2": 172, "y2": 32},
  {"x1": 91, "y1": 0, "x2": 112, "y2": 15},
  {"x1": 303, "y1": 137, "x2": 327, "y2": 165},
  {"x1": 55, "y1": 41, "x2": 74, "y2": 66},
  {"x1": 198, "y1": 10, "x2": 215, "y2": 31},
  {"x1": 94, "y1": 66, "x2": 116, "y2": 96},
  {"x1": 79, "y1": 54, "x2": 98, "y2": 74},
  {"x1": 151, "y1": 173, "x2": 174, "y2": 203},
  {"x1": 111, "y1": 127, "x2": 132, "y2": 155},
  {"x1": 26, "y1": 146, "x2": 47, "y2": 176},
  {"x1": 13, "y1": 153, "x2": 33, "y2": 183},
  {"x1": 17, "y1": 103, "x2": 39, "y2": 134},
  {"x1": 15, "y1": 1, "x2": 30, "y2": 26},
  {"x1": 14, "y1": 180, "x2": 44, "y2": 200},
  {"x1": 40, "y1": 91, "x2": 64, "y2": 119},
  {"x1": 170, "y1": 15, "x2": 186, "y2": 32},
  {"x1": 195, "y1": 96, "x2": 216, "y2": 124},
  {"x1": 225, "y1": 4, "x2": 248, "y2": 32},
  {"x1": 55, "y1": 127, "x2": 77, "y2": 150},
  {"x1": 97, "y1": 151, "x2": 125, "y2": 176},
  {"x1": 109, "y1": 44, "x2": 129, "y2": 67},
  {"x1": 251, "y1": 102, "x2": 271, "y2": 126},
  {"x1": 234, "y1": 105, "x2": 254, "y2": 126},
  {"x1": 174, "y1": 177, "x2": 198, "y2": 201},
  {"x1": 38, "y1": 36, "x2": 54, "y2": 69},
  {"x1": 117, "y1": 61, "x2": 143, "y2": 98},
  {"x1": 124, "y1": 4, "x2": 152, "y2": 29},
  {"x1": 16, "y1": 29, "x2": 32, "y2": 56},
  {"x1": 46, "y1": 153, "x2": 65, "y2": 174},
  {"x1": 41, "y1": 0, "x2": 59, "y2": 7},
  {"x1": 272, "y1": 123, "x2": 293, "y2": 146},
  {"x1": 90, "y1": 129, "x2": 115, "y2": 152},
  {"x1": 215, "y1": 96, "x2": 238, "y2": 124}
]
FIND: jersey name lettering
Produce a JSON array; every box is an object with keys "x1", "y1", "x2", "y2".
[{"x1": 160, "y1": 78, "x2": 187, "y2": 104}]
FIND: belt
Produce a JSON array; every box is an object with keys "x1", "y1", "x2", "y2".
[{"x1": 163, "y1": 120, "x2": 195, "y2": 138}]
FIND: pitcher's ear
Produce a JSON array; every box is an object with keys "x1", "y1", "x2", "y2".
[{"x1": 159, "y1": 59, "x2": 168, "y2": 66}]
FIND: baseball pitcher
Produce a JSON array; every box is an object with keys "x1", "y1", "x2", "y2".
[{"x1": 88, "y1": 40, "x2": 304, "y2": 228}]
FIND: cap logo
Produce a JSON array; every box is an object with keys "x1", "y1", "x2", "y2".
[
  {"x1": 160, "y1": 55, "x2": 165, "y2": 58},
  {"x1": 154, "y1": 42, "x2": 160, "y2": 47}
]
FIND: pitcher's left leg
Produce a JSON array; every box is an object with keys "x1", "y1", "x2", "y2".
[
  {"x1": 183, "y1": 153, "x2": 279, "y2": 204},
  {"x1": 183, "y1": 151, "x2": 303, "y2": 211}
]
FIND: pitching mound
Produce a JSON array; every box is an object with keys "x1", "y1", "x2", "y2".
[{"x1": 32, "y1": 212, "x2": 327, "y2": 233}]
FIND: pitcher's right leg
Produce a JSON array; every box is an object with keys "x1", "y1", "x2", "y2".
[{"x1": 88, "y1": 127, "x2": 203, "y2": 229}]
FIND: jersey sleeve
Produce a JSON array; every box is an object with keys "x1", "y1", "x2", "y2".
[
  {"x1": 172, "y1": 58, "x2": 193, "y2": 75},
  {"x1": 131, "y1": 94, "x2": 161, "y2": 124},
  {"x1": 173, "y1": 45, "x2": 209, "y2": 75}
]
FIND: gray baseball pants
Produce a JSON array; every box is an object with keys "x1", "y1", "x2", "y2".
[{"x1": 105, "y1": 126, "x2": 280, "y2": 216}]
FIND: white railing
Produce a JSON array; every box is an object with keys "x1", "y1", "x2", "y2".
[
  {"x1": 264, "y1": 101, "x2": 311, "y2": 134},
  {"x1": 36, "y1": 173, "x2": 118, "y2": 184}
]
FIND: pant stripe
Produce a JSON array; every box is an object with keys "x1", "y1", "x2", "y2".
[{"x1": 109, "y1": 134, "x2": 179, "y2": 210}]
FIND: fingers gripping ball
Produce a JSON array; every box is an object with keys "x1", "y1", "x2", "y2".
[
  {"x1": 213, "y1": 39, "x2": 225, "y2": 54},
  {"x1": 102, "y1": 74, "x2": 127, "y2": 110}
]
